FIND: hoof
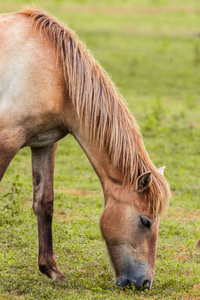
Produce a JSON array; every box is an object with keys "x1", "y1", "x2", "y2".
[
  {"x1": 52, "y1": 272, "x2": 66, "y2": 283},
  {"x1": 39, "y1": 261, "x2": 65, "y2": 282}
]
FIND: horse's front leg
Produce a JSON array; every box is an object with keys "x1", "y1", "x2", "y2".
[
  {"x1": 31, "y1": 143, "x2": 65, "y2": 282},
  {"x1": 0, "y1": 128, "x2": 24, "y2": 181}
]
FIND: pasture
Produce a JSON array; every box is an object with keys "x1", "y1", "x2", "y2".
[{"x1": 0, "y1": 0, "x2": 200, "y2": 299}]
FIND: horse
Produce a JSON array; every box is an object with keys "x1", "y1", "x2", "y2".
[{"x1": 0, "y1": 8, "x2": 171, "y2": 290}]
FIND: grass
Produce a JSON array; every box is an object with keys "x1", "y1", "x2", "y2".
[{"x1": 0, "y1": 0, "x2": 200, "y2": 299}]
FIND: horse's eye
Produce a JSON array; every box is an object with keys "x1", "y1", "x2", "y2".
[{"x1": 140, "y1": 216, "x2": 151, "y2": 229}]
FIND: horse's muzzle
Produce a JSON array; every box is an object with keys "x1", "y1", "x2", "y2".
[{"x1": 116, "y1": 276, "x2": 151, "y2": 290}]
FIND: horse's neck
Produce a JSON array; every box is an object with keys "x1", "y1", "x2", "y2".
[
  {"x1": 65, "y1": 99, "x2": 125, "y2": 194},
  {"x1": 73, "y1": 128, "x2": 123, "y2": 192}
]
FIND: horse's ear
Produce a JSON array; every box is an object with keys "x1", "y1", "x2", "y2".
[
  {"x1": 157, "y1": 166, "x2": 165, "y2": 176},
  {"x1": 136, "y1": 171, "x2": 152, "y2": 191}
]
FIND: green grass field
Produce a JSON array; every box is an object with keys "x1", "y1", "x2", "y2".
[{"x1": 0, "y1": 0, "x2": 200, "y2": 299}]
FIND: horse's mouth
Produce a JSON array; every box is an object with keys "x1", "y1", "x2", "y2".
[{"x1": 116, "y1": 275, "x2": 152, "y2": 290}]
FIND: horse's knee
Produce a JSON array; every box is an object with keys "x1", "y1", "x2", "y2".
[
  {"x1": 42, "y1": 201, "x2": 54, "y2": 218},
  {"x1": 32, "y1": 200, "x2": 38, "y2": 215},
  {"x1": 33, "y1": 198, "x2": 53, "y2": 218},
  {"x1": 32, "y1": 194, "x2": 41, "y2": 215}
]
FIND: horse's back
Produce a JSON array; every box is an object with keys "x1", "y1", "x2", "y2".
[
  {"x1": 0, "y1": 13, "x2": 33, "y2": 54},
  {"x1": 0, "y1": 12, "x2": 68, "y2": 149},
  {"x1": 0, "y1": 12, "x2": 62, "y2": 95}
]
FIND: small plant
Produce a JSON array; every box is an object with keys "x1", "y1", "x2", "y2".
[
  {"x1": 142, "y1": 96, "x2": 166, "y2": 135},
  {"x1": 0, "y1": 175, "x2": 24, "y2": 226},
  {"x1": 194, "y1": 43, "x2": 200, "y2": 65}
]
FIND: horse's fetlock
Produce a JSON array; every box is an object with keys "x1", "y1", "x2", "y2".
[
  {"x1": 39, "y1": 256, "x2": 58, "y2": 277},
  {"x1": 39, "y1": 263, "x2": 51, "y2": 277},
  {"x1": 33, "y1": 198, "x2": 53, "y2": 217}
]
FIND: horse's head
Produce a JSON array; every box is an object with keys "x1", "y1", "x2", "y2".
[{"x1": 100, "y1": 168, "x2": 166, "y2": 290}]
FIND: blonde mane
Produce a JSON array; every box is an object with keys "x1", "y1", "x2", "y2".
[{"x1": 20, "y1": 8, "x2": 170, "y2": 215}]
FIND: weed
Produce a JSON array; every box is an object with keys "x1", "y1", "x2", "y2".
[
  {"x1": 142, "y1": 96, "x2": 166, "y2": 134},
  {"x1": 0, "y1": 175, "x2": 25, "y2": 226}
]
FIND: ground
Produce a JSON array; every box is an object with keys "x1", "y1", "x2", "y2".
[{"x1": 0, "y1": 0, "x2": 200, "y2": 299}]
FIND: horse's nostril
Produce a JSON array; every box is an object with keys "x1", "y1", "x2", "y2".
[
  {"x1": 142, "y1": 279, "x2": 151, "y2": 290},
  {"x1": 116, "y1": 277, "x2": 129, "y2": 287}
]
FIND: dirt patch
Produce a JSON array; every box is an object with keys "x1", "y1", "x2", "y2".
[
  {"x1": 188, "y1": 123, "x2": 200, "y2": 129},
  {"x1": 175, "y1": 290, "x2": 200, "y2": 299},
  {"x1": 0, "y1": 187, "x2": 5, "y2": 193},
  {"x1": 24, "y1": 195, "x2": 32, "y2": 206},
  {"x1": 193, "y1": 283, "x2": 200, "y2": 290},
  {"x1": 54, "y1": 210, "x2": 83, "y2": 222},
  {"x1": 54, "y1": 210, "x2": 71, "y2": 222},
  {"x1": 0, "y1": 294, "x2": 24, "y2": 300},
  {"x1": 173, "y1": 246, "x2": 197, "y2": 262},
  {"x1": 57, "y1": 187, "x2": 91, "y2": 197},
  {"x1": 63, "y1": 5, "x2": 198, "y2": 16},
  {"x1": 166, "y1": 208, "x2": 200, "y2": 221}
]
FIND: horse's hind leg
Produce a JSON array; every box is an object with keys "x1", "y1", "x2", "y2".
[{"x1": 31, "y1": 143, "x2": 65, "y2": 282}]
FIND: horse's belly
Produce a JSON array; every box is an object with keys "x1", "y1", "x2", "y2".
[{"x1": 22, "y1": 128, "x2": 66, "y2": 148}]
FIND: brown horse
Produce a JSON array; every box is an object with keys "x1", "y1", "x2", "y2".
[{"x1": 0, "y1": 8, "x2": 170, "y2": 290}]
